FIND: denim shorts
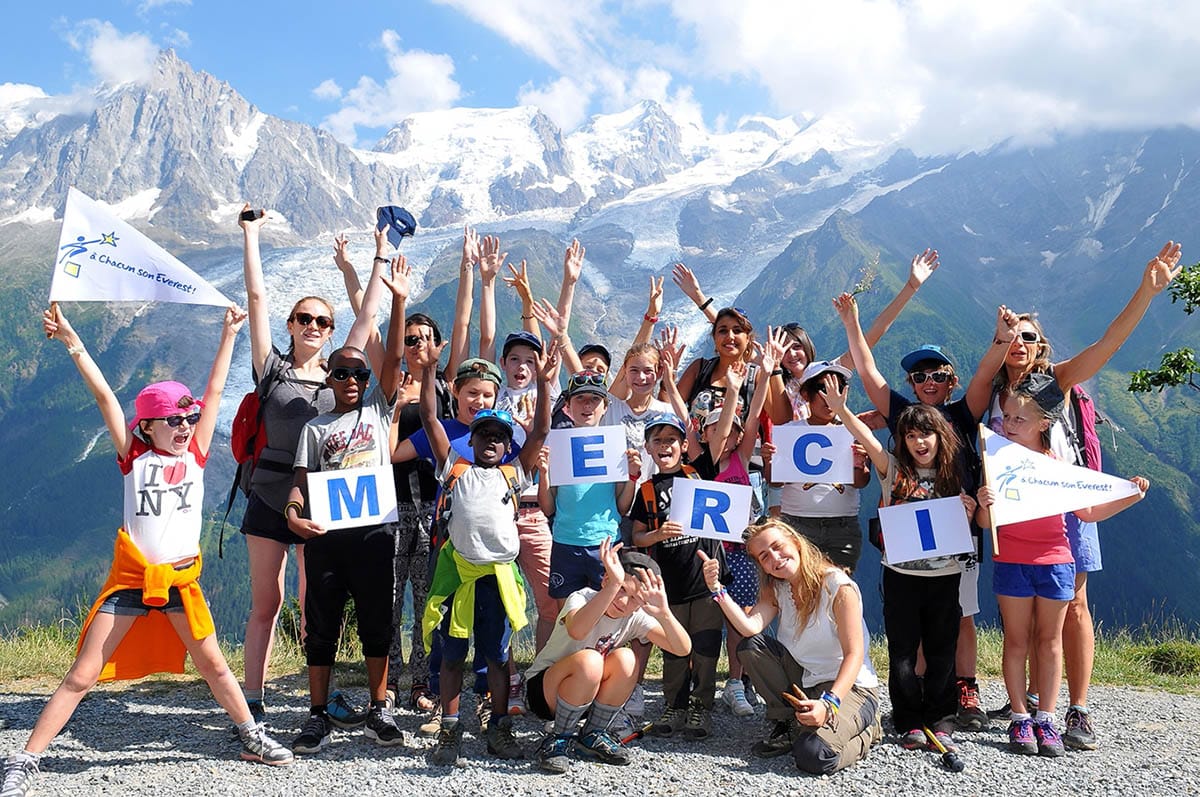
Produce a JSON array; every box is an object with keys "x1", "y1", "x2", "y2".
[
  {"x1": 548, "y1": 541, "x2": 606, "y2": 599},
  {"x1": 98, "y1": 587, "x2": 185, "y2": 616},
  {"x1": 1065, "y1": 513, "x2": 1102, "y2": 572},
  {"x1": 993, "y1": 562, "x2": 1076, "y2": 601},
  {"x1": 438, "y1": 574, "x2": 513, "y2": 665}
]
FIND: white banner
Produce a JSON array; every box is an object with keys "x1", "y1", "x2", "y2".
[
  {"x1": 50, "y1": 187, "x2": 230, "y2": 306},
  {"x1": 547, "y1": 425, "x2": 628, "y2": 486},
  {"x1": 770, "y1": 423, "x2": 857, "y2": 484},
  {"x1": 306, "y1": 466, "x2": 399, "y2": 531},
  {"x1": 879, "y1": 495, "x2": 974, "y2": 566},
  {"x1": 980, "y1": 426, "x2": 1141, "y2": 526},
  {"x1": 667, "y1": 478, "x2": 755, "y2": 543}
]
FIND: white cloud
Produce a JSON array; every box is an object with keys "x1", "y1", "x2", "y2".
[
  {"x1": 139, "y1": 0, "x2": 190, "y2": 10},
  {"x1": 312, "y1": 79, "x2": 343, "y2": 101},
  {"x1": 518, "y1": 76, "x2": 591, "y2": 131},
  {"x1": 66, "y1": 20, "x2": 158, "y2": 87},
  {"x1": 319, "y1": 31, "x2": 462, "y2": 145}
]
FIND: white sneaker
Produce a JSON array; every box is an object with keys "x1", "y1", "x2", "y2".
[
  {"x1": 624, "y1": 683, "x2": 645, "y2": 719},
  {"x1": 723, "y1": 678, "x2": 754, "y2": 717}
]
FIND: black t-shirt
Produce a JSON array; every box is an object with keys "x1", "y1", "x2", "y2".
[
  {"x1": 392, "y1": 377, "x2": 452, "y2": 504},
  {"x1": 630, "y1": 470, "x2": 731, "y2": 603}
]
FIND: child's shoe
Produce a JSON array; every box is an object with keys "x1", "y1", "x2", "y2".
[
  {"x1": 751, "y1": 719, "x2": 798, "y2": 758},
  {"x1": 418, "y1": 699, "x2": 443, "y2": 737},
  {"x1": 292, "y1": 711, "x2": 332, "y2": 755},
  {"x1": 535, "y1": 733, "x2": 573, "y2": 774},
  {"x1": 722, "y1": 679, "x2": 755, "y2": 717},
  {"x1": 955, "y1": 678, "x2": 989, "y2": 731},
  {"x1": 485, "y1": 716, "x2": 525, "y2": 759},
  {"x1": 1033, "y1": 717, "x2": 1065, "y2": 758},
  {"x1": 928, "y1": 730, "x2": 957, "y2": 753},
  {"x1": 475, "y1": 692, "x2": 493, "y2": 730},
  {"x1": 508, "y1": 672, "x2": 526, "y2": 716},
  {"x1": 326, "y1": 690, "x2": 367, "y2": 729},
  {"x1": 238, "y1": 723, "x2": 294, "y2": 766},
  {"x1": 1, "y1": 753, "x2": 39, "y2": 797},
  {"x1": 899, "y1": 728, "x2": 927, "y2": 750},
  {"x1": 431, "y1": 720, "x2": 464, "y2": 767},
  {"x1": 364, "y1": 705, "x2": 406, "y2": 747},
  {"x1": 680, "y1": 698, "x2": 712, "y2": 739},
  {"x1": 650, "y1": 705, "x2": 687, "y2": 736},
  {"x1": 576, "y1": 729, "x2": 630, "y2": 765},
  {"x1": 1063, "y1": 706, "x2": 1098, "y2": 751},
  {"x1": 1007, "y1": 717, "x2": 1038, "y2": 755}
]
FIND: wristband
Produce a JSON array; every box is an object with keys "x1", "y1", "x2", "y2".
[
  {"x1": 284, "y1": 501, "x2": 303, "y2": 518},
  {"x1": 643, "y1": 314, "x2": 659, "y2": 323},
  {"x1": 698, "y1": 297, "x2": 714, "y2": 311},
  {"x1": 521, "y1": 314, "x2": 533, "y2": 320},
  {"x1": 711, "y1": 587, "x2": 727, "y2": 602},
  {"x1": 629, "y1": 472, "x2": 642, "y2": 482},
  {"x1": 66, "y1": 343, "x2": 86, "y2": 357},
  {"x1": 771, "y1": 368, "x2": 784, "y2": 377},
  {"x1": 993, "y1": 336, "x2": 1013, "y2": 346},
  {"x1": 820, "y1": 690, "x2": 841, "y2": 711},
  {"x1": 907, "y1": 278, "x2": 920, "y2": 291},
  {"x1": 373, "y1": 256, "x2": 389, "y2": 264}
]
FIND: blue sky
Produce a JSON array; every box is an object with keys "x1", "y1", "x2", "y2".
[{"x1": 4, "y1": 1, "x2": 1200, "y2": 153}]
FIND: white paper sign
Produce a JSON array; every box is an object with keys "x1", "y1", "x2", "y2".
[
  {"x1": 307, "y1": 466, "x2": 399, "y2": 531},
  {"x1": 878, "y1": 495, "x2": 974, "y2": 566},
  {"x1": 979, "y1": 427, "x2": 1141, "y2": 526},
  {"x1": 668, "y1": 478, "x2": 755, "y2": 543},
  {"x1": 547, "y1": 426, "x2": 629, "y2": 486},
  {"x1": 50, "y1": 187, "x2": 231, "y2": 306},
  {"x1": 770, "y1": 423, "x2": 857, "y2": 484}
]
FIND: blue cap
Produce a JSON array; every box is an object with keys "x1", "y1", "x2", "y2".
[
  {"x1": 469, "y1": 408, "x2": 515, "y2": 438},
  {"x1": 376, "y1": 206, "x2": 417, "y2": 248},
  {"x1": 502, "y1": 330, "x2": 543, "y2": 358},
  {"x1": 900, "y1": 344, "x2": 956, "y2": 373},
  {"x1": 643, "y1": 412, "x2": 686, "y2": 440}
]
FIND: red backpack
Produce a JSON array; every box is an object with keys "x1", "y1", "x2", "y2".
[{"x1": 219, "y1": 370, "x2": 283, "y2": 555}]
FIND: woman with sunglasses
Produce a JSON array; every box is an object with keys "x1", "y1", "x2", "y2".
[{"x1": 985, "y1": 241, "x2": 1183, "y2": 751}]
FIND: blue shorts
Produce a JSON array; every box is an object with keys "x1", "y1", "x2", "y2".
[
  {"x1": 1065, "y1": 513, "x2": 1102, "y2": 572},
  {"x1": 549, "y1": 541, "x2": 606, "y2": 599},
  {"x1": 437, "y1": 575, "x2": 513, "y2": 665},
  {"x1": 98, "y1": 587, "x2": 185, "y2": 616},
  {"x1": 724, "y1": 544, "x2": 759, "y2": 607},
  {"x1": 993, "y1": 562, "x2": 1076, "y2": 601}
]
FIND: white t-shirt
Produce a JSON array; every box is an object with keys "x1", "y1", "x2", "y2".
[
  {"x1": 774, "y1": 568, "x2": 880, "y2": 689},
  {"x1": 440, "y1": 457, "x2": 532, "y2": 564},
  {"x1": 526, "y1": 587, "x2": 658, "y2": 679},
  {"x1": 879, "y1": 454, "x2": 962, "y2": 577},
  {"x1": 602, "y1": 396, "x2": 673, "y2": 483},
  {"x1": 119, "y1": 437, "x2": 206, "y2": 565},
  {"x1": 294, "y1": 384, "x2": 396, "y2": 472}
]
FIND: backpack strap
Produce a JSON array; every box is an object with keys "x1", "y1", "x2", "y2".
[
  {"x1": 219, "y1": 364, "x2": 286, "y2": 559},
  {"x1": 498, "y1": 463, "x2": 522, "y2": 522},
  {"x1": 639, "y1": 479, "x2": 659, "y2": 531}
]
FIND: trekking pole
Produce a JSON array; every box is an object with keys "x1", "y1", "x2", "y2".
[
  {"x1": 923, "y1": 726, "x2": 965, "y2": 772},
  {"x1": 620, "y1": 722, "x2": 654, "y2": 745}
]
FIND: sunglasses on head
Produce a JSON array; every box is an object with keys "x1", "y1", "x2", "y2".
[
  {"x1": 291, "y1": 312, "x2": 334, "y2": 330},
  {"x1": 1018, "y1": 330, "x2": 1041, "y2": 343},
  {"x1": 910, "y1": 371, "x2": 952, "y2": 384},
  {"x1": 157, "y1": 412, "x2": 201, "y2": 428},
  {"x1": 330, "y1": 367, "x2": 372, "y2": 383},
  {"x1": 568, "y1": 371, "x2": 607, "y2": 389},
  {"x1": 404, "y1": 334, "x2": 432, "y2": 347}
]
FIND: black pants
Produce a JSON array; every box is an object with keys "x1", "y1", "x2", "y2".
[
  {"x1": 303, "y1": 524, "x2": 395, "y2": 666},
  {"x1": 881, "y1": 567, "x2": 961, "y2": 732}
]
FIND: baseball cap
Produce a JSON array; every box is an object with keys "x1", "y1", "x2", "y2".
[
  {"x1": 502, "y1": 331, "x2": 543, "y2": 358},
  {"x1": 455, "y1": 358, "x2": 502, "y2": 386},
  {"x1": 129, "y1": 381, "x2": 203, "y2": 429},
  {"x1": 900, "y1": 344, "x2": 956, "y2": 373},
  {"x1": 578, "y1": 343, "x2": 612, "y2": 368},
  {"x1": 643, "y1": 412, "x2": 686, "y2": 439},
  {"x1": 565, "y1": 370, "x2": 608, "y2": 399},
  {"x1": 468, "y1": 408, "x2": 515, "y2": 438},
  {"x1": 1013, "y1": 372, "x2": 1065, "y2": 416},
  {"x1": 799, "y1": 360, "x2": 852, "y2": 384}
]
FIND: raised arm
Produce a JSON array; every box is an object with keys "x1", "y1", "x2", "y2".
[
  {"x1": 738, "y1": 334, "x2": 781, "y2": 464},
  {"x1": 836, "y1": 249, "x2": 939, "y2": 370},
  {"x1": 447, "y1": 226, "x2": 479, "y2": 373},
  {"x1": 529, "y1": 298, "x2": 580, "y2": 375},
  {"x1": 556, "y1": 239, "x2": 584, "y2": 327},
  {"x1": 238, "y1": 203, "x2": 273, "y2": 378},
  {"x1": 824, "y1": 373, "x2": 889, "y2": 478},
  {"x1": 194, "y1": 306, "x2": 247, "y2": 456},
  {"x1": 419, "y1": 350, "x2": 452, "y2": 467},
  {"x1": 342, "y1": 251, "x2": 391, "y2": 372},
  {"x1": 672, "y1": 262, "x2": 717, "y2": 324},
  {"x1": 43, "y1": 304, "x2": 132, "y2": 459},
  {"x1": 478, "y1": 234, "x2": 506, "y2": 358},
  {"x1": 706, "y1": 360, "x2": 746, "y2": 458},
  {"x1": 518, "y1": 342, "x2": 558, "y2": 471},
  {"x1": 1053, "y1": 241, "x2": 1183, "y2": 392},
  {"x1": 833, "y1": 292, "x2": 892, "y2": 415},
  {"x1": 332, "y1": 233, "x2": 366, "y2": 316},
  {"x1": 698, "y1": 549, "x2": 777, "y2": 636},
  {"x1": 963, "y1": 305, "x2": 1021, "y2": 420},
  {"x1": 610, "y1": 276, "x2": 664, "y2": 397},
  {"x1": 377, "y1": 254, "x2": 410, "y2": 400}
]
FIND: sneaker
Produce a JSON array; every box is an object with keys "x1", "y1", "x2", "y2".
[
  {"x1": 326, "y1": 690, "x2": 367, "y2": 729},
  {"x1": 743, "y1": 680, "x2": 764, "y2": 707},
  {"x1": 650, "y1": 706, "x2": 686, "y2": 737},
  {"x1": 418, "y1": 700, "x2": 444, "y2": 738},
  {"x1": 680, "y1": 698, "x2": 712, "y2": 740},
  {"x1": 751, "y1": 719, "x2": 798, "y2": 758},
  {"x1": 475, "y1": 692, "x2": 493, "y2": 730},
  {"x1": 722, "y1": 679, "x2": 755, "y2": 717},
  {"x1": 1033, "y1": 718, "x2": 1065, "y2": 758},
  {"x1": 900, "y1": 728, "x2": 927, "y2": 750},
  {"x1": 928, "y1": 730, "x2": 958, "y2": 753},
  {"x1": 364, "y1": 706, "x2": 406, "y2": 747},
  {"x1": 239, "y1": 724, "x2": 294, "y2": 766},
  {"x1": 1, "y1": 754, "x2": 39, "y2": 797},
  {"x1": 292, "y1": 712, "x2": 332, "y2": 755},
  {"x1": 576, "y1": 728, "x2": 631, "y2": 765},
  {"x1": 536, "y1": 733, "x2": 573, "y2": 774},
  {"x1": 247, "y1": 699, "x2": 267, "y2": 726},
  {"x1": 431, "y1": 721, "x2": 464, "y2": 767},
  {"x1": 485, "y1": 716, "x2": 525, "y2": 759},
  {"x1": 1063, "y1": 706, "x2": 1098, "y2": 751},
  {"x1": 1007, "y1": 718, "x2": 1038, "y2": 755},
  {"x1": 624, "y1": 683, "x2": 646, "y2": 719},
  {"x1": 508, "y1": 673, "x2": 526, "y2": 716},
  {"x1": 988, "y1": 701, "x2": 1014, "y2": 721},
  {"x1": 955, "y1": 679, "x2": 989, "y2": 731}
]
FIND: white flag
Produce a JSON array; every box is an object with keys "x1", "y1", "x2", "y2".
[
  {"x1": 980, "y1": 426, "x2": 1140, "y2": 526},
  {"x1": 50, "y1": 187, "x2": 230, "y2": 306}
]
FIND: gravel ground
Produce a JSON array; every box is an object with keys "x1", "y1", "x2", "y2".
[{"x1": 2, "y1": 676, "x2": 1199, "y2": 796}]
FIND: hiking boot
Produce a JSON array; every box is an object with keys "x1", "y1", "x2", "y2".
[
  {"x1": 326, "y1": 690, "x2": 367, "y2": 729},
  {"x1": 1063, "y1": 706, "x2": 1098, "y2": 751},
  {"x1": 536, "y1": 733, "x2": 573, "y2": 774},
  {"x1": 955, "y1": 679, "x2": 989, "y2": 731},
  {"x1": 722, "y1": 679, "x2": 755, "y2": 717},
  {"x1": 899, "y1": 728, "x2": 927, "y2": 750},
  {"x1": 364, "y1": 705, "x2": 406, "y2": 747},
  {"x1": 1007, "y1": 718, "x2": 1038, "y2": 755},
  {"x1": 743, "y1": 680, "x2": 763, "y2": 706},
  {"x1": 508, "y1": 672, "x2": 526, "y2": 716},
  {"x1": 650, "y1": 705, "x2": 686, "y2": 736},
  {"x1": 680, "y1": 698, "x2": 712, "y2": 740},
  {"x1": 486, "y1": 716, "x2": 525, "y2": 759},
  {"x1": 431, "y1": 721, "x2": 464, "y2": 767},
  {"x1": 1, "y1": 754, "x2": 39, "y2": 797},
  {"x1": 475, "y1": 692, "x2": 493, "y2": 730},
  {"x1": 1033, "y1": 718, "x2": 1065, "y2": 758},
  {"x1": 576, "y1": 729, "x2": 630, "y2": 765},
  {"x1": 417, "y1": 700, "x2": 444, "y2": 738},
  {"x1": 751, "y1": 719, "x2": 798, "y2": 758},
  {"x1": 624, "y1": 683, "x2": 645, "y2": 719},
  {"x1": 292, "y1": 711, "x2": 332, "y2": 755},
  {"x1": 238, "y1": 723, "x2": 294, "y2": 766}
]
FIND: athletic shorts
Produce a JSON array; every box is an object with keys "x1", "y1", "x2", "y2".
[
  {"x1": 240, "y1": 491, "x2": 307, "y2": 547},
  {"x1": 525, "y1": 669, "x2": 554, "y2": 720},
  {"x1": 98, "y1": 587, "x2": 185, "y2": 616},
  {"x1": 549, "y1": 541, "x2": 606, "y2": 599},
  {"x1": 1065, "y1": 513, "x2": 1102, "y2": 573},
  {"x1": 993, "y1": 562, "x2": 1075, "y2": 601}
]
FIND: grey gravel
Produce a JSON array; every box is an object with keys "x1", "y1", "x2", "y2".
[{"x1": 3, "y1": 677, "x2": 1199, "y2": 796}]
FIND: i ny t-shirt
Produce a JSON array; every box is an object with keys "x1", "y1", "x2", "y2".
[{"x1": 119, "y1": 437, "x2": 206, "y2": 564}]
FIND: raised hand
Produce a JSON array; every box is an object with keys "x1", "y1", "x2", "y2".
[
  {"x1": 908, "y1": 248, "x2": 939, "y2": 289},
  {"x1": 696, "y1": 549, "x2": 722, "y2": 592},
  {"x1": 373, "y1": 223, "x2": 388, "y2": 258},
  {"x1": 725, "y1": 359, "x2": 748, "y2": 394},
  {"x1": 822, "y1": 373, "x2": 848, "y2": 415},
  {"x1": 634, "y1": 566, "x2": 670, "y2": 617},
  {"x1": 42, "y1": 303, "x2": 80, "y2": 346},
  {"x1": 529, "y1": 298, "x2": 566, "y2": 339},
  {"x1": 479, "y1": 234, "x2": 507, "y2": 283},
  {"x1": 832, "y1": 292, "x2": 858, "y2": 326},
  {"x1": 563, "y1": 239, "x2": 586, "y2": 284},
  {"x1": 224, "y1": 305, "x2": 248, "y2": 334},
  {"x1": 380, "y1": 253, "x2": 412, "y2": 302},
  {"x1": 332, "y1": 233, "x2": 353, "y2": 272},
  {"x1": 539, "y1": 338, "x2": 562, "y2": 381},
  {"x1": 1144, "y1": 241, "x2": 1183, "y2": 294},
  {"x1": 237, "y1": 202, "x2": 268, "y2": 232},
  {"x1": 599, "y1": 537, "x2": 626, "y2": 587},
  {"x1": 503, "y1": 260, "x2": 534, "y2": 304},
  {"x1": 461, "y1": 225, "x2": 481, "y2": 269},
  {"x1": 671, "y1": 262, "x2": 704, "y2": 306},
  {"x1": 646, "y1": 275, "x2": 665, "y2": 318},
  {"x1": 657, "y1": 326, "x2": 686, "y2": 372},
  {"x1": 994, "y1": 304, "x2": 1019, "y2": 342},
  {"x1": 762, "y1": 326, "x2": 787, "y2": 375}
]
